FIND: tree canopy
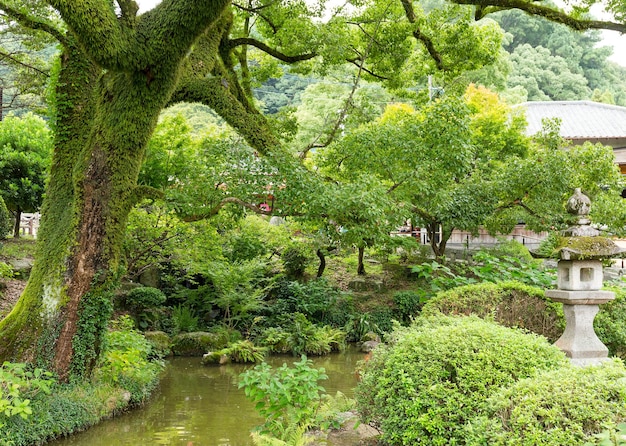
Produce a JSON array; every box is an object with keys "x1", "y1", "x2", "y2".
[{"x1": 2, "y1": 0, "x2": 626, "y2": 380}]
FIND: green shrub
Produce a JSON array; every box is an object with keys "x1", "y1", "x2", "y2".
[
  {"x1": 595, "y1": 286, "x2": 626, "y2": 359},
  {"x1": 0, "y1": 197, "x2": 10, "y2": 240},
  {"x1": 0, "y1": 382, "x2": 130, "y2": 446},
  {"x1": 271, "y1": 278, "x2": 354, "y2": 327},
  {"x1": 239, "y1": 356, "x2": 328, "y2": 438},
  {"x1": 467, "y1": 360, "x2": 626, "y2": 446},
  {"x1": 0, "y1": 262, "x2": 13, "y2": 280},
  {"x1": 143, "y1": 331, "x2": 171, "y2": 358},
  {"x1": 281, "y1": 246, "x2": 310, "y2": 279},
  {"x1": 172, "y1": 304, "x2": 199, "y2": 333},
  {"x1": 355, "y1": 316, "x2": 568, "y2": 446},
  {"x1": 392, "y1": 290, "x2": 426, "y2": 324},
  {"x1": 259, "y1": 313, "x2": 346, "y2": 356},
  {"x1": 95, "y1": 317, "x2": 163, "y2": 404},
  {"x1": 422, "y1": 281, "x2": 565, "y2": 342},
  {"x1": 125, "y1": 286, "x2": 166, "y2": 309}
]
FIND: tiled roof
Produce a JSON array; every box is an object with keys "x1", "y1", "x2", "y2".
[{"x1": 520, "y1": 101, "x2": 626, "y2": 139}]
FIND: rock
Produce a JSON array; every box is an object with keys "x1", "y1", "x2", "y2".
[
  {"x1": 171, "y1": 332, "x2": 229, "y2": 356},
  {"x1": 348, "y1": 279, "x2": 385, "y2": 292},
  {"x1": 360, "y1": 340, "x2": 380, "y2": 353},
  {"x1": 8, "y1": 258, "x2": 33, "y2": 278}
]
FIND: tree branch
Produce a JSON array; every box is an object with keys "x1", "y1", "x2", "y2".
[
  {"x1": 182, "y1": 196, "x2": 273, "y2": 222},
  {"x1": 0, "y1": 50, "x2": 49, "y2": 77},
  {"x1": 399, "y1": 0, "x2": 446, "y2": 71},
  {"x1": 0, "y1": 2, "x2": 67, "y2": 45},
  {"x1": 228, "y1": 37, "x2": 316, "y2": 62},
  {"x1": 453, "y1": 0, "x2": 626, "y2": 32}
]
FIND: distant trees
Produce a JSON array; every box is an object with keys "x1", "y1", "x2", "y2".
[{"x1": 0, "y1": 113, "x2": 51, "y2": 238}]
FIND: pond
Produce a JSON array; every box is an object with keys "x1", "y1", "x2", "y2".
[{"x1": 49, "y1": 348, "x2": 364, "y2": 446}]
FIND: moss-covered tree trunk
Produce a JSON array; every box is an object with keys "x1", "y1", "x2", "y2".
[{"x1": 0, "y1": 0, "x2": 231, "y2": 381}]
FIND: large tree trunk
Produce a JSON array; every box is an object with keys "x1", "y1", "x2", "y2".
[
  {"x1": 427, "y1": 222, "x2": 453, "y2": 258},
  {"x1": 0, "y1": 0, "x2": 230, "y2": 381}
]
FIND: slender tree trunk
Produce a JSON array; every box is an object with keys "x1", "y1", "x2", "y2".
[
  {"x1": 12, "y1": 208, "x2": 20, "y2": 239},
  {"x1": 316, "y1": 248, "x2": 326, "y2": 277},
  {"x1": 357, "y1": 246, "x2": 366, "y2": 275}
]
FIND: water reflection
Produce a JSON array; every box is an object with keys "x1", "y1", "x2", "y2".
[{"x1": 49, "y1": 348, "x2": 362, "y2": 446}]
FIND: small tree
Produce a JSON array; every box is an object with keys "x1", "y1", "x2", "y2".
[
  {"x1": 0, "y1": 195, "x2": 10, "y2": 240},
  {"x1": 0, "y1": 113, "x2": 51, "y2": 238}
]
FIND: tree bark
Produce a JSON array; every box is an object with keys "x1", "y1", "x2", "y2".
[
  {"x1": 12, "y1": 208, "x2": 20, "y2": 238},
  {"x1": 0, "y1": 0, "x2": 231, "y2": 381},
  {"x1": 357, "y1": 246, "x2": 366, "y2": 275},
  {"x1": 316, "y1": 249, "x2": 326, "y2": 278}
]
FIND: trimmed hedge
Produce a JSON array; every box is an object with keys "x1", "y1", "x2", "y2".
[
  {"x1": 421, "y1": 281, "x2": 565, "y2": 342},
  {"x1": 355, "y1": 316, "x2": 568, "y2": 445}
]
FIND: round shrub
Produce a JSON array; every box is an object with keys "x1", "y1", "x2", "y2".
[
  {"x1": 281, "y1": 245, "x2": 310, "y2": 278},
  {"x1": 467, "y1": 360, "x2": 626, "y2": 446},
  {"x1": 421, "y1": 281, "x2": 565, "y2": 342},
  {"x1": 355, "y1": 316, "x2": 568, "y2": 446},
  {"x1": 0, "y1": 196, "x2": 10, "y2": 240},
  {"x1": 392, "y1": 290, "x2": 425, "y2": 324},
  {"x1": 125, "y1": 286, "x2": 166, "y2": 310}
]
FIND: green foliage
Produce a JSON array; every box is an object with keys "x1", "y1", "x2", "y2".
[
  {"x1": 422, "y1": 281, "x2": 565, "y2": 342},
  {"x1": 584, "y1": 424, "x2": 626, "y2": 446},
  {"x1": 595, "y1": 287, "x2": 626, "y2": 359},
  {"x1": 0, "y1": 262, "x2": 13, "y2": 280},
  {"x1": 468, "y1": 360, "x2": 626, "y2": 445},
  {"x1": 0, "y1": 113, "x2": 52, "y2": 237},
  {"x1": 217, "y1": 340, "x2": 267, "y2": 363},
  {"x1": 95, "y1": 316, "x2": 163, "y2": 404},
  {"x1": 125, "y1": 287, "x2": 166, "y2": 310},
  {"x1": 239, "y1": 356, "x2": 328, "y2": 438},
  {"x1": 281, "y1": 245, "x2": 310, "y2": 279},
  {"x1": 260, "y1": 313, "x2": 346, "y2": 356},
  {"x1": 267, "y1": 278, "x2": 355, "y2": 330},
  {"x1": 0, "y1": 362, "x2": 54, "y2": 426},
  {"x1": 172, "y1": 305, "x2": 199, "y2": 333},
  {"x1": 392, "y1": 290, "x2": 426, "y2": 325},
  {"x1": 411, "y1": 249, "x2": 555, "y2": 297},
  {"x1": 355, "y1": 316, "x2": 568, "y2": 445},
  {"x1": 0, "y1": 197, "x2": 10, "y2": 240}
]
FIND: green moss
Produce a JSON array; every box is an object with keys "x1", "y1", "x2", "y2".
[
  {"x1": 171, "y1": 331, "x2": 231, "y2": 356},
  {"x1": 555, "y1": 236, "x2": 622, "y2": 259}
]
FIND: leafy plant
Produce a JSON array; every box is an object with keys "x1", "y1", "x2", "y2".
[
  {"x1": 172, "y1": 304, "x2": 199, "y2": 333},
  {"x1": 422, "y1": 281, "x2": 565, "y2": 342},
  {"x1": 469, "y1": 360, "x2": 626, "y2": 446},
  {"x1": 281, "y1": 245, "x2": 310, "y2": 279},
  {"x1": 96, "y1": 317, "x2": 163, "y2": 403},
  {"x1": 239, "y1": 356, "x2": 328, "y2": 438},
  {"x1": 584, "y1": 424, "x2": 626, "y2": 446},
  {"x1": 355, "y1": 316, "x2": 569, "y2": 446},
  {"x1": 0, "y1": 262, "x2": 13, "y2": 280},
  {"x1": 392, "y1": 290, "x2": 426, "y2": 324},
  {"x1": 219, "y1": 340, "x2": 267, "y2": 363},
  {"x1": 0, "y1": 196, "x2": 10, "y2": 240},
  {"x1": 0, "y1": 362, "x2": 54, "y2": 422}
]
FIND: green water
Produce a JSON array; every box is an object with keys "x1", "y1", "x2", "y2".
[{"x1": 49, "y1": 349, "x2": 363, "y2": 446}]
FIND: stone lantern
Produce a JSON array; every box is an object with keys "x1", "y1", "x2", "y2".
[{"x1": 543, "y1": 188, "x2": 623, "y2": 366}]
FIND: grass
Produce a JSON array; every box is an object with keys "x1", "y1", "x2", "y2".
[{"x1": 0, "y1": 237, "x2": 37, "y2": 260}]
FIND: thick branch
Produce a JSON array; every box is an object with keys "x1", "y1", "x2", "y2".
[
  {"x1": 453, "y1": 0, "x2": 626, "y2": 32},
  {"x1": 171, "y1": 77, "x2": 278, "y2": 155},
  {"x1": 228, "y1": 37, "x2": 316, "y2": 62}
]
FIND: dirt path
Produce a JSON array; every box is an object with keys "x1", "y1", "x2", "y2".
[{"x1": 0, "y1": 279, "x2": 26, "y2": 317}]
